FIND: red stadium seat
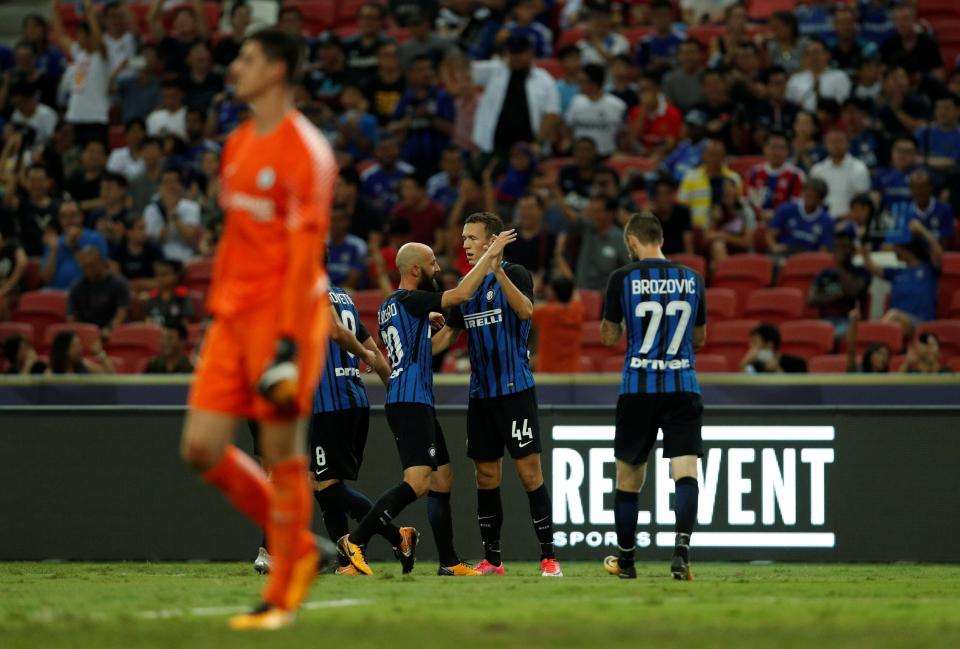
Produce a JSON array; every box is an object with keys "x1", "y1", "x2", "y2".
[
  {"x1": 890, "y1": 354, "x2": 910, "y2": 372},
  {"x1": 186, "y1": 322, "x2": 205, "y2": 351},
  {"x1": 600, "y1": 356, "x2": 624, "y2": 373},
  {"x1": 712, "y1": 254, "x2": 774, "y2": 310},
  {"x1": 670, "y1": 253, "x2": 707, "y2": 278},
  {"x1": 387, "y1": 28, "x2": 411, "y2": 43},
  {"x1": 695, "y1": 353, "x2": 730, "y2": 373},
  {"x1": 915, "y1": 320, "x2": 960, "y2": 361},
  {"x1": 780, "y1": 320, "x2": 835, "y2": 361},
  {"x1": 579, "y1": 356, "x2": 596, "y2": 373},
  {"x1": 23, "y1": 258, "x2": 43, "y2": 291},
  {"x1": 536, "y1": 58, "x2": 563, "y2": 79},
  {"x1": 43, "y1": 323, "x2": 101, "y2": 355},
  {"x1": 840, "y1": 321, "x2": 904, "y2": 355},
  {"x1": 579, "y1": 289, "x2": 602, "y2": 321},
  {"x1": 807, "y1": 354, "x2": 849, "y2": 374},
  {"x1": 948, "y1": 290, "x2": 960, "y2": 320},
  {"x1": 918, "y1": 0, "x2": 960, "y2": 22},
  {"x1": 582, "y1": 321, "x2": 625, "y2": 356},
  {"x1": 109, "y1": 125, "x2": 126, "y2": 150},
  {"x1": 336, "y1": 0, "x2": 367, "y2": 27},
  {"x1": 12, "y1": 290, "x2": 69, "y2": 346},
  {"x1": 706, "y1": 287, "x2": 738, "y2": 321},
  {"x1": 606, "y1": 156, "x2": 655, "y2": 179},
  {"x1": 778, "y1": 252, "x2": 833, "y2": 291},
  {"x1": 556, "y1": 27, "x2": 585, "y2": 48},
  {"x1": 949, "y1": 357, "x2": 960, "y2": 373},
  {"x1": 187, "y1": 291, "x2": 206, "y2": 322},
  {"x1": 747, "y1": 0, "x2": 796, "y2": 21},
  {"x1": 353, "y1": 290, "x2": 386, "y2": 318},
  {"x1": 105, "y1": 323, "x2": 163, "y2": 371},
  {"x1": 183, "y1": 258, "x2": 214, "y2": 293},
  {"x1": 687, "y1": 25, "x2": 724, "y2": 47},
  {"x1": 743, "y1": 287, "x2": 805, "y2": 325},
  {"x1": 622, "y1": 27, "x2": 653, "y2": 43},
  {"x1": 0, "y1": 322, "x2": 35, "y2": 347},
  {"x1": 728, "y1": 156, "x2": 764, "y2": 181},
  {"x1": 938, "y1": 253, "x2": 960, "y2": 318},
  {"x1": 699, "y1": 319, "x2": 760, "y2": 369}
]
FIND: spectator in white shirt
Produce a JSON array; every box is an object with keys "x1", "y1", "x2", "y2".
[
  {"x1": 146, "y1": 80, "x2": 188, "y2": 139},
  {"x1": 787, "y1": 38, "x2": 851, "y2": 112},
  {"x1": 810, "y1": 127, "x2": 871, "y2": 219},
  {"x1": 9, "y1": 81, "x2": 58, "y2": 145},
  {"x1": 577, "y1": 4, "x2": 630, "y2": 68},
  {"x1": 471, "y1": 34, "x2": 560, "y2": 157},
  {"x1": 101, "y1": 0, "x2": 139, "y2": 73},
  {"x1": 106, "y1": 117, "x2": 147, "y2": 180},
  {"x1": 51, "y1": 0, "x2": 111, "y2": 146},
  {"x1": 143, "y1": 168, "x2": 202, "y2": 263},
  {"x1": 565, "y1": 64, "x2": 626, "y2": 157}
]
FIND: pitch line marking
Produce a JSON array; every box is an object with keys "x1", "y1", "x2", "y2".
[{"x1": 138, "y1": 598, "x2": 366, "y2": 620}]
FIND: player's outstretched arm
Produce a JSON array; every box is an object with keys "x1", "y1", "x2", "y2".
[
  {"x1": 431, "y1": 326, "x2": 461, "y2": 355},
  {"x1": 491, "y1": 258, "x2": 534, "y2": 320},
  {"x1": 440, "y1": 229, "x2": 518, "y2": 309}
]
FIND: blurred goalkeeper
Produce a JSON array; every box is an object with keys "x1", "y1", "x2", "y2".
[{"x1": 179, "y1": 28, "x2": 337, "y2": 630}]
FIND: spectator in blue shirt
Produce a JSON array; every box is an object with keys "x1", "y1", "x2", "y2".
[
  {"x1": 335, "y1": 85, "x2": 380, "y2": 163},
  {"x1": 326, "y1": 204, "x2": 369, "y2": 291},
  {"x1": 41, "y1": 200, "x2": 109, "y2": 290},
  {"x1": 388, "y1": 55, "x2": 455, "y2": 175},
  {"x1": 873, "y1": 134, "x2": 922, "y2": 239},
  {"x1": 843, "y1": 98, "x2": 880, "y2": 169},
  {"x1": 796, "y1": 0, "x2": 836, "y2": 42},
  {"x1": 555, "y1": 45, "x2": 582, "y2": 116},
  {"x1": 916, "y1": 94, "x2": 960, "y2": 176},
  {"x1": 858, "y1": 0, "x2": 894, "y2": 47},
  {"x1": 360, "y1": 133, "x2": 415, "y2": 215},
  {"x1": 897, "y1": 170, "x2": 956, "y2": 247},
  {"x1": 830, "y1": 5, "x2": 878, "y2": 74},
  {"x1": 635, "y1": 1, "x2": 684, "y2": 73},
  {"x1": 660, "y1": 110, "x2": 707, "y2": 183},
  {"x1": 864, "y1": 219, "x2": 943, "y2": 336},
  {"x1": 500, "y1": 0, "x2": 553, "y2": 58},
  {"x1": 767, "y1": 177, "x2": 834, "y2": 256},
  {"x1": 426, "y1": 145, "x2": 465, "y2": 209}
]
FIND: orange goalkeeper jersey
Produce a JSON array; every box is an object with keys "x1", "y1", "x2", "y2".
[{"x1": 209, "y1": 110, "x2": 336, "y2": 335}]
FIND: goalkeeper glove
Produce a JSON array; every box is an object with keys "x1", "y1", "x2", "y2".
[{"x1": 257, "y1": 337, "x2": 299, "y2": 410}]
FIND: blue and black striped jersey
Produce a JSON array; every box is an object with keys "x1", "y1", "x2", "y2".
[
  {"x1": 603, "y1": 258, "x2": 706, "y2": 395},
  {"x1": 313, "y1": 286, "x2": 370, "y2": 414},
  {"x1": 447, "y1": 263, "x2": 535, "y2": 399},
  {"x1": 379, "y1": 289, "x2": 443, "y2": 406}
]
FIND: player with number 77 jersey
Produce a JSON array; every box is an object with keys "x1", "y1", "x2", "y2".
[
  {"x1": 336, "y1": 233, "x2": 517, "y2": 578},
  {"x1": 599, "y1": 213, "x2": 707, "y2": 583}
]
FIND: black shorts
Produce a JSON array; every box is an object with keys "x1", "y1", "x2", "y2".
[
  {"x1": 467, "y1": 388, "x2": 541, "y2": 461},
  {"x1": 615, "y1": 392, "x2": 704, "y2": 465},
  {"x1": 385, "y1": 403, "x2": 451, "y2": 470},
  {"x1": 308, "y1": 408, "x2": 370, "y2": 481}
]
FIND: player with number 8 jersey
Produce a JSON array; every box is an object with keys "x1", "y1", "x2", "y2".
[
  {"x1": 336, "y1": 232, "x2": 518, "y2": 577},
  {"x1": 599, "y1": 213, "x2": 707, "y2": 582}
]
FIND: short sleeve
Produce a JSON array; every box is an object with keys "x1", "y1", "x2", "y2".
[
  {"x1": 505, "y1": 264, "x2": 534, "y2": 301},
  {"x1": 447, "y1": 303, "x2": 466, "y2": 330},
  {"x1": 602, "y1": 269, "x2": 625, "y2": 323},
  {"x1": 695, "y1": 276, "x2": 706, "y2": 326},
  {"x1": 399, "y1": 289, "x2": 443, "y2": 318},
  {"x1": 356, "y1": 318, "x2": 371, "y2": 344}
]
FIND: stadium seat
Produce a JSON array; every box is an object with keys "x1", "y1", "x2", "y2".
[
  {"x1": 353, "y1": 290, "x2": 385, "y2": 318},
  {"x1": 670, "y1": 253, "x2": 707, "y2": 278},
  {"x1": 187, "y1": 291, "x2": 206, "y2": 322},
  {"x1": 706, "y1": 287, "x2": 738, "y2": 321},
  {"x1": 728, "y1": 156, "x2": 764, "y2": 180},
  {"x1": 780, "y1": 320, "x2": 835, "y2": 361},
  {"x1": 711, "y1": 254, "x2": 774, "y2": 307},
  {"x1": 949, "y1": 356, "x2": 960, "y2": 373},
  {"x1": 579, "y1": 356, "x2": 596, "y2": 373},
  {"x1": 0, "y1": 322, "x2": 35, "y2": 347},
  {"x1": 778, "y1": 252, "x2": 833, "y2": 291},
  {"x1": 600, "y1": 356, "x2": 624, "y2": 373},
  {"x1": 622, "y1": 27, "x2": 653, "y2": 43},
  {"x1": 183, "y1": 259, "x2": 214, "y2": 293},
  {"x1": 807, "y1": 354, "x2": 849, "y2": 373},
  {"x1": 687, "y1": 25, "x2": 724, "y2": 47},
  {"x1": 42, "y1": 323, "x2": 101, "y2": 355},
  {"x1": 556, "y1": 27, "x2": 585, "y2": 48},
  {"x1": 536, "y1": 58, "x2": 563, "y2": 79},
  {"x1": 938, "y1": 253, "x2": 960, "y2": 318},
  {"x1": 12, "y1": 290, "x2": 69, "y2": 346},
  {"x1": 186, "y1": 322, "x2": 205, "y2": 352},
  {"x1": 606, "y1": 156, "x2": 655, "y2": 178},
  {"x1": 579, "y1": 289, "x2": 602, "y2": 321},
  {"x1": 699, "y1": 319, "x2": 760, "y2": 369},
  {"x1": 840, "y1": 321, "x2": 904, "y2": 355},
  {"x1": 915, "y1": 320, "x2": 960, "y2": 361},
  {"x1": 105, "y1": 323, "x2": 163, "y2": 372},
  {"x1": 108, "y1": 125, "x2": 126, "y2": 151},
  {"x1": 948, "y1": 290, "x2": 960, "y2": 320},
  {"x1": 743, "y1": 287, "x2": 805, "y2": 325},
  {"x1": 22, "y1": 258, "x2": 43, "y2": 291},
  {"x1": 336, "y1": 0, "x2": 367, "y2": 27},
  {"x1": 695, "y1": 353, "x2": 730, "y2": 373},
  {"x1": 582, "y1": 321, "x2": 625, "y2": 356},
  {"x1": 889, "y1": 354, "x2": 908, "y2": 373},
  {"x1": 747, "y1": 0, "x2": 796, "y2": 20},
  {"x1": 918, "y1": 0, "x2": 960, "y2": 21}
]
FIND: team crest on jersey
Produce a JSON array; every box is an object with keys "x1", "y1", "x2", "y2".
[
  {"x1": 486, "y1": 290, "x2": 494, "y2": 301},
  {"x1": 256, "y1": 167, "x2": 276, "y2": 190}
]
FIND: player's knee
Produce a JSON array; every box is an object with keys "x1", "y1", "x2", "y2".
[
  {"x1": 181, "y1": 439, "x2": 219, "y2": 472},
  {"x1": 516, "y1": 460, "x2": 544, "y2": 491},
  {"x1": 431, "y1": 470, "x2": 454, "y2": 493},
  {"x1": 474, "y1": 463, "x2": 499, "y2": 489}
]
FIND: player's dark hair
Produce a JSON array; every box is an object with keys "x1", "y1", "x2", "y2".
[
  {"x1": 246, "y1": 27, "x2": 304, "y2": 85},
  {"x1": 641, "y1": 70, "x2": 663, "y2": 87},
  {"x1": 464, "y1": 212, "x2": 504, "y2": 238},
  {"x1": 550, "y1": 276, "x2": 575, "y2": 304},
  {"x1": 751, "y1": 323, "x2": 781, "y2": 350},
  {"x1": 49, "y1": 331, "x2": 77, "y2": 374},
  {"x1": 624, "y1": 213, "x2": 664, "y2": 245},
  {"x1": 582, "y1": 64, "x2": 606, "y2": 88}
]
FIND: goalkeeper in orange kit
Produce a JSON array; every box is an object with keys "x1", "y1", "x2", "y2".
[{"x1": 179, "y1": 28, "x2": 337, "y2": 631}]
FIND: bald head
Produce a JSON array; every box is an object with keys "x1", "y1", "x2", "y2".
[{"x1": 396, "y1": 242, "x2": 440, "y2": 291}]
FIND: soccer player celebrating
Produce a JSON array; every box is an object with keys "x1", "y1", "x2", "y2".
[
  {"x1": 179, "y1": 29, "x2": 338, "y2": 629},
  {"x1": 599, "y1": 214, "x2": 707, "y2": 581},
  {"x1": 337, "y1": 231, "x2": 517, "y2": 576},
  {"x1": 312, "y1": 286, "x2": 420, "y2": 575},
  {"x1": 433, "y1": 212, "x2": 562, "y2": 577}
]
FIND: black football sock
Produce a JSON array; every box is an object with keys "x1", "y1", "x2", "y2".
[
  {"x1": 614, "y1": 489, "x2": 639, "y2": 565},
  {"x1": 313, "y1": 488, "x2": 350, "y2": 566},
  {"x1": 349, "y1": 481, "x2": 417, "y2": 547},
  {"x1": 526, "y1": 484, "x2": 555, "y2": 560},
  {"x1": 427, "y1": 490, "x2": 460, "y2": 566},
  {"x1": 674, "y1": 477, "x2": 699, "y2": 561},
  {"x1": 477, "y1": 487, "x2": 504, "y2": 566},
  {"x1": 326, "y1": 482, "x2": 404, "y2": 548}
]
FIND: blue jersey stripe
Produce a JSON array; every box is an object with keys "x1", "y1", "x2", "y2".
[
  {"x1": 313, "y1": 287, "x2": 369, "y2": 414},
  {"x1": 382, "y1": 291, "x2": 435, "y2": 406}
]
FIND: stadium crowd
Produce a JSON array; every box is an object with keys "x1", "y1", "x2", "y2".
[{"x1": 0, "y1": 0, "x2": 959, "y2": 376}]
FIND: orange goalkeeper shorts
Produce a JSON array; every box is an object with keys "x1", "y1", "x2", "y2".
[{"x1": 189, "y1": 299, "x2": 330, "y2": 421}]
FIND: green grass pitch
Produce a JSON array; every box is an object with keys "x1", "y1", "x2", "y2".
[{"x1": 2, "y1": 562, "x2": 959, "y2": 648}]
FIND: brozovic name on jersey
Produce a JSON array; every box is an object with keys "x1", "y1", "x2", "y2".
[{"x1": 631, "y1": 278, "x2": 697, "y2": 295}]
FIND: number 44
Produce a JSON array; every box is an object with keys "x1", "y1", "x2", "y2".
[{"x1": 511, "y1": 419, "x2": 533, "y2": 441}]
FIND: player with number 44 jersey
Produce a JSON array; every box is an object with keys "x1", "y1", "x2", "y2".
[
  {"x1": 433, "y1": 212, "x2": 562, "y2": 578},
  {"x1": 337, "y1": 231, "x2": 518, "y2": 578},
  {"x1": 599, "y1": 214, "x2": 707, "y2": 582}
]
